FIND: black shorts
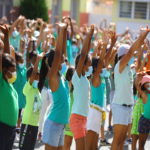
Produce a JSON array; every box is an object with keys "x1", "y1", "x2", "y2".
[
  {"x1": 0, "y1": 121, "x2": 16, "y2": 150},
  {"x1": 19, "y1": 124, "x2": 38, "y2": 150},
  {"x1": 138, "y1": 116, "x2": 150, "y2": 134}
]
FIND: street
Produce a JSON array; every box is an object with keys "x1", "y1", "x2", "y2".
[{"x1": 13, "y1": 132, "x2": 150, "y2": 150}]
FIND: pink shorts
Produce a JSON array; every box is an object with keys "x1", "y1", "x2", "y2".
[{"x1": 70, "y1": 113, "x2": 87, "y2": 139}]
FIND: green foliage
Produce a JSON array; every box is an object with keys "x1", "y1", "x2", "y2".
[{"x1": 20, "y1": 0, "x2": 48, "y2": 21}]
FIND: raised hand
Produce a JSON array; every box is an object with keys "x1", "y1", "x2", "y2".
[
  {"x1": 0, "y1": 25, "x2": 9, "y2": 35},
  {"x1": 140, "y1": 26, "x2": 150, "y2": 32},
  {"x1": 109, "y1": 31, "x2": 117, "y2": 46}
]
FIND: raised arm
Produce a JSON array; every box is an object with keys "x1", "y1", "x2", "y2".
[
  {"x1": 50, "y1": 23, "x2": 67, "y2": 77},
  {"x1": 105, "y1": 31, "x2": 117, "y2": 66},
  {"x1": 29, "y1": 53, "x2": 44, "y2": 85},
  {"x1": 119, "y1": 27, "x2": 150, "y2": 73},
  {"x1": 76, "y1": 25, "x2": 94, "y2": 77},
  {"x1": 94, "y1": 45, "x2": 106, "y2": 76},
  {"x1": 136, "y1": 47, "x2": 144, "y2": 72},
  {"x1": 0, "y1": 25, "x2": 10, "y2": 54}
]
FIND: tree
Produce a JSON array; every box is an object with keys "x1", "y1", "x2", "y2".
[{"x1": 20, "y1": 0, "x2": 48, "y2": 21}]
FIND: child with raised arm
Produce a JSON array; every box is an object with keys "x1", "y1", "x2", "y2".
[
  {"x1": 19, "y1": 54, "x2": 43, "y2": 150},
  {"x1": 70, "y1": 25, "x2": 94, "y2": 150},
  {"x1": 39, "y1": 23, "x2": 69, "y2": 150},
  {"x1": 0, "y1": 25, "x2": 19, "y2": 150}
]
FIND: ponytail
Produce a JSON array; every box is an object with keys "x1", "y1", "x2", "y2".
[{"x1": 38, "y1": 56, "x2": 48, "y2": 92}]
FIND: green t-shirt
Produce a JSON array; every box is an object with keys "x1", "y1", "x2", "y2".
[
  {"x1": 13, "y1": 66, "x2": 27, "y2": 109},
  {"x1": 0, "y1": 72, "x2": 18, "y2": 126},
  {"x1": 22, "y1": 81, "x2": 41, "y2": 126}
]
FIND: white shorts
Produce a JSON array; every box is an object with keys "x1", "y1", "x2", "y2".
[
  {"x1": 87, "y1": 106, "x2": 102, "y2": 134},
  {"x1": 112, "y1": 103, "x2": 133, "y2": 125}
]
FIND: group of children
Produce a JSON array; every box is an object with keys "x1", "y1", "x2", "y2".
[{"x1": 0, "y1": 15, "x2": 150, "y2": 150}]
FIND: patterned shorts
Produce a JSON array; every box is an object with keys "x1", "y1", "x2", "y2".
[{"x1": 138, "y1": 116, "x2": 150, "y2": 134}]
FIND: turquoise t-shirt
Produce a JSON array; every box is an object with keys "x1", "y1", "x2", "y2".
[
  {"x1": 13, "y1": 65, "x2": 27, "y2": 109},
  {"x1": 143, "y1": 94, "x2": 150, "y2": 119},
  {"x1": 48, "y1": 77, "x2": 69, "y2": 124},
  {"x1": 66, "y1": 40, "x2": 72, "y2": 65},
  {"x1": 0, "y1": 72, "x2": 18, "y2": 126},
  {"x1": 91, "y1": 78, "x2": 106, "y2": 109}
]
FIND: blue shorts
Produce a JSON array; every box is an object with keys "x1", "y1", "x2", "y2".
[
  {"x1": 138, "y1": 116, "x2": 150, "y2": 134},
  {"x1": 42, "y1": 119, "x2": 65, "y2": 147},
  {"x1": 112, "y1": 103, "x2": 133, "y2": 125}
]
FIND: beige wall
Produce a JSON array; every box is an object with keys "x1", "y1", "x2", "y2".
[{"x1": 87, "y1": 0, "x2": 113, "y2": 15}]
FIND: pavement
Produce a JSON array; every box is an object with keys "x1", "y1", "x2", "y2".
[{"x1": 13, "y1": 131, "x2": 150, "y2": 150}]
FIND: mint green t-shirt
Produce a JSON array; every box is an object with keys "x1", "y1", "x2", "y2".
[
  {"x1": 0, "y1": 72, "x2": 18, "y2": 126},
  {"x1": 22, "y1": 81, "x2": 41, "y2": 126},
  {"x1": 13, "y1": 66, "x2": 27, "y2": 109},
  {"x1": 143, "y1": 94, "x2": 150, "y2": 119}
]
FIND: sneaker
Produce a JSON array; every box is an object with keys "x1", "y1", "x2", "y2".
[
  {"x1": 16, "y1": 128, "x2": 20, "y2": 134},
  {"x1": 124, "y1": 138, "x2": 132, "y2": 146},
  {"x1": 100, "y1": 139, "x2": 111, "y2": 146},
  {"x1": 126, "y1": 138, "x2": 132, "y2": 144}
]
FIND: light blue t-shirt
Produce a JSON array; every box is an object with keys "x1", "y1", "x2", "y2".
[
  {"x1": 71, "y1": 71, "x2": 90, "y2": 117},
  {"x1": 48, "y1": 77, "x2": 69, "y2": 124},
  {"x1": 113, "y1": 61, "x2": 134, "y2": 105},
  {"x1": 91, "y1": 78, "x2": 106, "y2": 110}
]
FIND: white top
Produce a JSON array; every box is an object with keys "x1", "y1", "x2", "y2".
[
  {"x1": 113, "y1": 61, "x2": 134, "y2": 105},
  {"x1": 72, "y1": 71, "x2": 90, "y2": 117},
  {"x1": 39, "y1": 87, "x2": 52, "y2": 133}
]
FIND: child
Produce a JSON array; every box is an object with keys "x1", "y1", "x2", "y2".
[
  {"x1": 86, "y1": 56, "x2": 106, "y2": 150},
  {"x1": 19, "y1": 54, "x2": 43, "y2": 150},
  {"x1": 63, "y1": 67, "x2": 75, "y2": 150},
  {"x1": 136, "y1": 75, "x2": 150, "y2": 150},
  {"x1": 39, "y1": 23, "x2": 69, "y2": 150},
  {"x1": 0, "y1": 25, "x2": 19, "y2": 150},
  {"x1": 13, "y1": 52, "x2": 27, "y2": 131},
  {"x1": 70, "y1": 25, "x2": 94, "y2": 150}
]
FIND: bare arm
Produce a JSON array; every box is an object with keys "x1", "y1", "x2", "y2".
[
  {"x1": 105, "y1": 32, "x2": 117, "y2": 66},
  {"x1": 119, "y1": 28, "x2": 150, "y2": 73},
  {"x1": 136, "y1": 47, "x2": 144, "y2": 72},
  {"x1": 29, "y1": 54, "x2": 44, "y2": 85},
  {"x1": 0, "y1": 25, "x2": 10, "y2": 54},
  {"x1": 50, "y1": 23, "x2": 67, "y2": 77},
  {"x1": 76, "y1": 25, "x2": 94, "y2": 77}
]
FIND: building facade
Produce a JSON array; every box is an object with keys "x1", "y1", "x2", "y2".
[
  {"x1": 0, "y1": 0, "x2": 18, "y2": 18},
  {"x1": 46, "y1": 0, "x2": 88, "y2": 26},
  {"x1": 1, "y1": 0, "x2": 150, "y2": 32},
  {"x1": 87, "y1": 0, "x2": 150, "y2": 35}
]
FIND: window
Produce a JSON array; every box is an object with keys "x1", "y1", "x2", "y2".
[
  {"x1": 119, "y1": 0, "x2": 150, "y2": 20},
  {"x1": 134, "y1": 2, "x2": 147, "y2": 19},
  {"x1": 119, "y1": 1, "x2": 132, "y2": 18}
]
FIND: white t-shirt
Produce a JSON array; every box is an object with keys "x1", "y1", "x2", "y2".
[
  {"x1": 113, "y1": 61, "x2": 134, "y2": 105},
  {"x1": 72, "y1": 71, "x2": 90, "y2": 117}
]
